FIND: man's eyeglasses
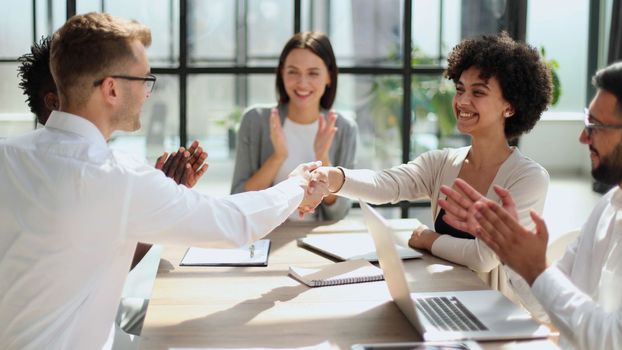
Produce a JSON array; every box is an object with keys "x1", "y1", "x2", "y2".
[
  {"x1": 93, "y1": 74, "x2": 157, "y2": 93},
  {"x1": 584, "y1": 108, "x2": 622, "y2": 138}
]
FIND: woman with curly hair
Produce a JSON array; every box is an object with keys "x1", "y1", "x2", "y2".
[{"x1": 312, "y1": 32, "x2": 552, "y2": 317}]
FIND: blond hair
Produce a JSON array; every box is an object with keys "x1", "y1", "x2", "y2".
[{"x1": 50, "y1": 12, "x2": 151, "y2": 108}]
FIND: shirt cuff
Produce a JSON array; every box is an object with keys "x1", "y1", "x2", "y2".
[
  {"x1": 274, "y1": 176, "x2": 305, "y2": 203},
  {"x1": 531, "y1": 265, "x2": 569, "y2": 307}
]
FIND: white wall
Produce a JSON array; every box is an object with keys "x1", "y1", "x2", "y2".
[{"x1": 520, "y1": 112, "x2": 591, "y2": 175}]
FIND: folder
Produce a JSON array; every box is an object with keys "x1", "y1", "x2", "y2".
[
  {"x1": 180, "y1": 239, "x2": 270, "y2": 267},
  {"x1": 298, "y1": 233, "x2": 422, "y2": 262}
]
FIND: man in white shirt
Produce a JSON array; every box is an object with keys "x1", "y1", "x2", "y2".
[
  {"x1": 438, "y1": 61, "x2": 622, "y2": 350},
  {"x1": 0, "y1": 12, "x2": 327, "y2": 349}
]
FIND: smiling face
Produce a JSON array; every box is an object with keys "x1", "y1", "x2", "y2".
[
  {"x1": 580, "y1": 89, "x2": 622, "y2": 185},
  {"x1": 453, "y1": 67, "x2": 514, "y2": 139},
  {"x1": 281, "y1": 48, "x2": 331, "y2": 111}
]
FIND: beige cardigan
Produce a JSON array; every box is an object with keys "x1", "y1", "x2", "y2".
[{"x1": 338, "y1": 146, "x2": 550, "y2": 319}]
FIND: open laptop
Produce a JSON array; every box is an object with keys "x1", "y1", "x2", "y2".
[{"x1": 359, "y1": 200, "x2": 550, "y2": 341}]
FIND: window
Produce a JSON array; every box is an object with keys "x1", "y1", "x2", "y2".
[
  {"x1": 0, "y1": 0, "x2": 611, "y2": 215},
  {"x1": 527, "y1": 0, "x2": 590, "y2": 115}
]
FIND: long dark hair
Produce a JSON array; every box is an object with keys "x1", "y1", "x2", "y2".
[{"x1": 275, "y1": 31, "x2": 338, "y2": 109}]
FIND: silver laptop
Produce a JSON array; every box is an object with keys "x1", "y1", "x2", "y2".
[{"x1": 359, "y1": 200, "x2": 550, "y2": 341}]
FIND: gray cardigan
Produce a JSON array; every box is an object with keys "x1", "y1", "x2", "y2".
[{"x1": 231, "y1": 104, "x2": 358, "y2": 220}]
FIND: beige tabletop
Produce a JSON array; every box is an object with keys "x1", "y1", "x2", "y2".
[{"x1": 139, "y1": 219, "x2": 558, "y2": 350}]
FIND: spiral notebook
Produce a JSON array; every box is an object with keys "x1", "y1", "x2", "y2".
[{"x1": 289, "y1": 259, "x2": 384, "y2": 287}]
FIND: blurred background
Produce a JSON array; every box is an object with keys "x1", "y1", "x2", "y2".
[{"x1": 0, "y1": 0, "x2": 618, "y2": 227}]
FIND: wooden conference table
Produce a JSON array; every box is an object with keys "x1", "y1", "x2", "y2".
[{"x1": 139, "y1": 219, "x2": 558, "y2": 350}]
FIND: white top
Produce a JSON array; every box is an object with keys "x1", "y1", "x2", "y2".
[
  {"x1": 0, "y1": 111, "x2": 304, "y2": 350},
  {"x1": 337, "y1": 146, "x2": 550, "y2": 317},
  {"x1": 531, "y1": 186, "x2": 622, "y2": 350},
  {"x1": 274, "y1": 117, "x2": 318, "y2": 221},
  {"x1": 274, "y1": 117, "x2": 318, "y2": 184}
]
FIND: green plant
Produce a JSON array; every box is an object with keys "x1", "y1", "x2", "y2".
[
  {"x1": 214, "y1": 106, "x2": 243, "y2": 153},
  {"x1": 370, "y1": 45, "x2": 562, "y2": 150},
  {"x1": 540, "y1": 47, "x2": 561, "y2": 106},
  {"x1": 215, "y1": 105, "x2": 243, "y2": 131}
]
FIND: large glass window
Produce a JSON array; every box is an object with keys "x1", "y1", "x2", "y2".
[
  {"x1": 77, "y1": 0, "x2": 180, "y2": 67},
  {"x1": 527, "y1": 0, "x2": 590, "y2": 114},
  {"x1": 0, "y1": 1, "x2": 33, "y2": 59},
  {"x1": 0, "y1": 0, "x2": 613, "y2": 214},
  {"x1": 109, "y1": 75, "x2": 180, "y2": 162},
  {"x1": 187, "y1": 74, "x2": 236, "y2": 159},
  {"x1": 0, "y1": 63, "x2": 33, "y2": 137},
  {"x1": 302, "y1": 0, "x2": 403, "y2": 67},
  {"x1": 411, "y1": 0, "x2": 461, "y2": 65},
  {"x1": 188, "y1": 0, "x2": 236, "y2": 65},
  {"x1": 247, "y1": 0, "x2": 293, "y2": 65},
  {"x1": 336, "y1": 75, "x2": 404, "y2": 169}
]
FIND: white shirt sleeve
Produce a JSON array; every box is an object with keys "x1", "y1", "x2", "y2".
[
  {"x1": 126, "y1": 166, "x2": 304, "y2": 247},
  {"x1": 337, "y1": 150, "x2": 441, "y2": 203},
  {"x1": 532, "y1": 265, "x2": 622, "y2": 350}
]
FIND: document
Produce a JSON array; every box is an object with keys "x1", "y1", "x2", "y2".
[
  {"x1": 351, "y1": 340, "x2": 483, "y2": 350},
  {"x1": 180, "y1": 239, "x2": 270, "y2": 267},
  {"x1": 298, "y1": 233, "x2": 422, "y2": 262},
  {"x1": 289, "y1": 259, "x2": 384, "y2": 287}
]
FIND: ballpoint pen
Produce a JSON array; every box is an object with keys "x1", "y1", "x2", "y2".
[{"x1": 249, "y1": 243, "x2": 255, "y2": 258}]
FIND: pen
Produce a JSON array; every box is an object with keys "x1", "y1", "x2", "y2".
[{"x1": 249, "y1": 243, "x2": 255, "y2": 258}]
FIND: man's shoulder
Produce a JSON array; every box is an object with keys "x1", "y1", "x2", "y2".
[
  {"x1": 0, "y1": 129, "x2": 42, "y2": 147},
  {"x1": 110, "y1": 150, "x2": 152, "y2": 171}
]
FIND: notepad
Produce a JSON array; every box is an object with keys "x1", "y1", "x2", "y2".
[
  {"x1": 289, "y1": 259, "x2": 384, "y2": 287},
  {"x1": 298, "y1": 233, "x2": 422, "y2": 262},
  {"x1": 351, "y1": 340, "x2": 483, "y2": 350},
  {"x1": 180, "y1": 239, "x2": 270, "y2": 266}
]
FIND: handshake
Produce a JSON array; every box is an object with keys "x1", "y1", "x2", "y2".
[{"x1": 288, "y1": 162, "x2": 345, "y2": 218}]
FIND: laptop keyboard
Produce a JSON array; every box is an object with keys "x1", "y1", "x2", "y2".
[{"x1": 415, "y1": 296, "x2": 488, "y2": 332}]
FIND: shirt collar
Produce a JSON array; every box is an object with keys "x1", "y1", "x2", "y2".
[
  {"x1": 45, "y1": 111, "x2": 109, "y2": 150},
  {"x1": 610, "y1": 186, "x2": 622, "y2": 209}
]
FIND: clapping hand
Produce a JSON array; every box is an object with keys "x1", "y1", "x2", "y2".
[
  {"x1": 471, "y1": 200, "x2": 549, "y2": 285},
  {"x1": 314, "y1": 110, "x2": 337, "y2": 164},
  {"x1": 438, "y1": 178, "x2": 548, "y2": 285},
  {"x1": 437, "y1": 178, "x2": 517, "y2": 235},
  {"x1": 155, "y1": 140, "x2": 209, "y2": 188},
  {"x1": 270, "y1": 108, "x2": 288, "y2": 159}
]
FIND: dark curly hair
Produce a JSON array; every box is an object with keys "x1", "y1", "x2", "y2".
[
  {"x1": 445, "y1": 32, "x2": 552, "y2": 140},
  {"x1": 17, "y1": 36, "x2": 55, "y2": 125}
]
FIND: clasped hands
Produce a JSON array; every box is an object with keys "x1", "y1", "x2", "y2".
[{"x1": 288, "y1": 161, "x2": 331, "y2": 218}]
